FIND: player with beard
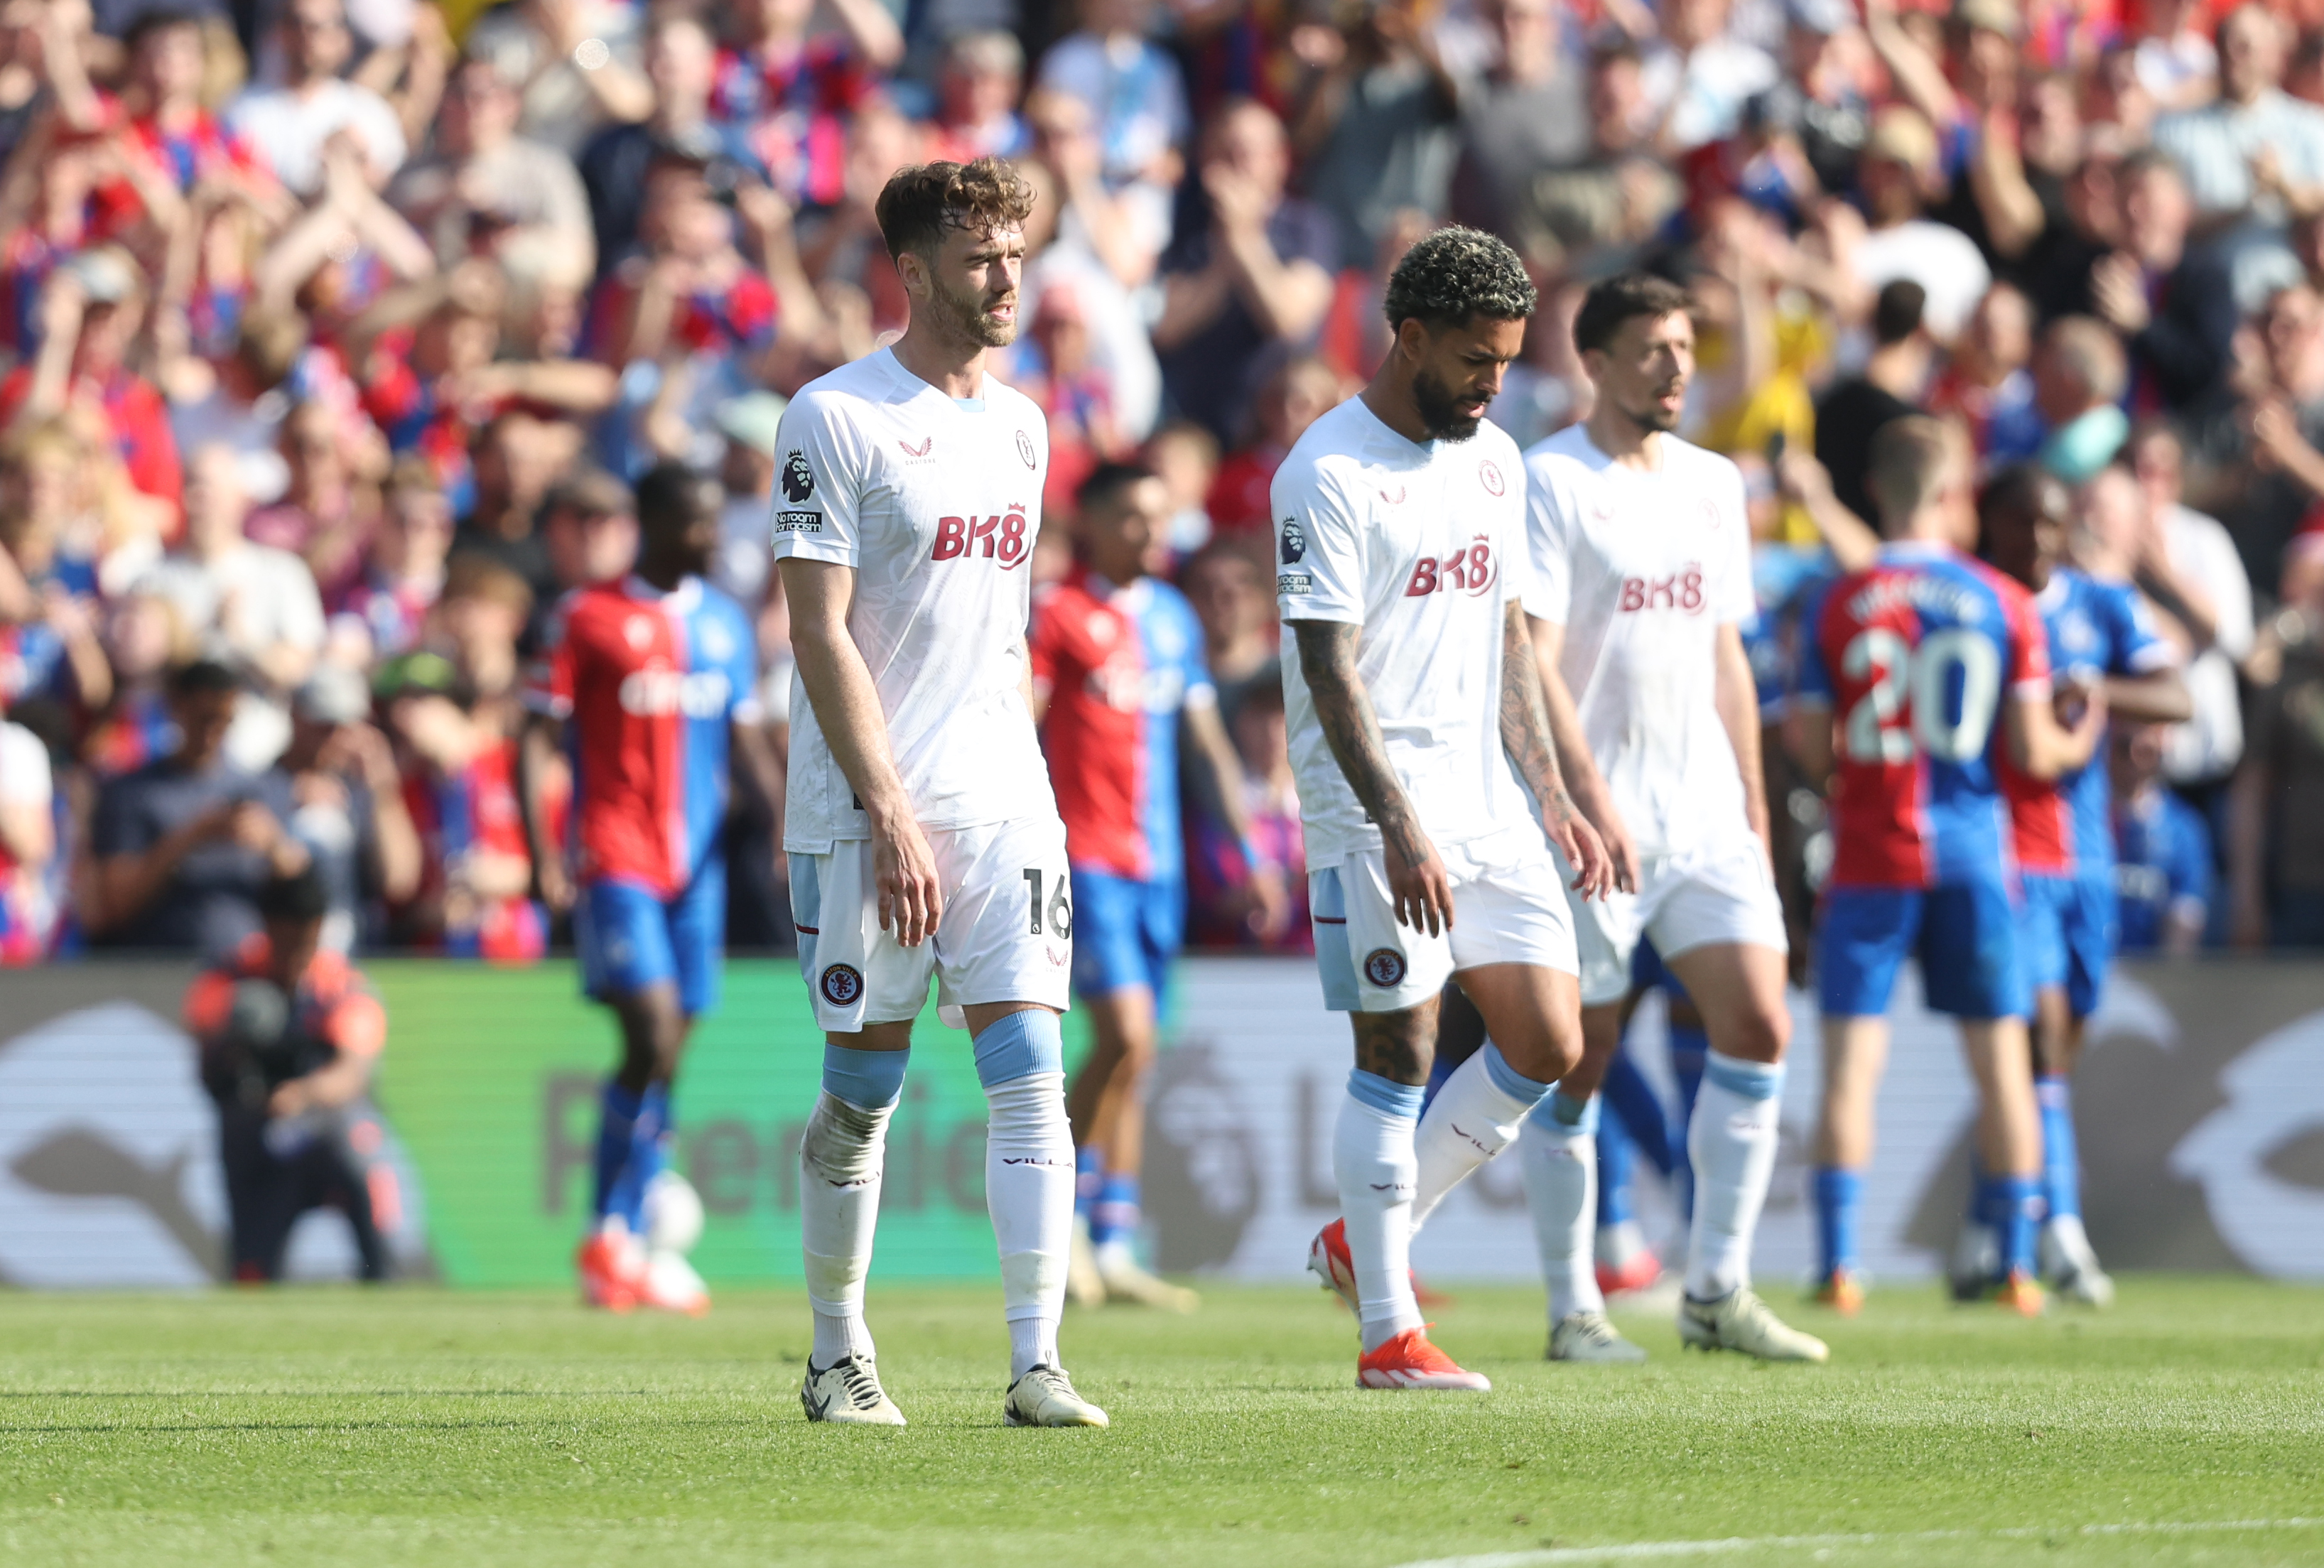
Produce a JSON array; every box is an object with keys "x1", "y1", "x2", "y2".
[
  {"x1": 1287, "y1": 227, "x2": 1615, "y2": 1390},
  {"x1": 1510, "y1": 272, "x2": 1825, "y2": 1363},
  {"x1": 773, "y1": 158, "x2": 1106, "y2": 1428}
]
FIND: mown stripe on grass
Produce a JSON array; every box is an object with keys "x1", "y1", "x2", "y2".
[{"x1": 1394, "y1": 1515, "x2": 2324, "y2": 1565}]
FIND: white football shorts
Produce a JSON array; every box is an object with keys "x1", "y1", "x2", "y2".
[
  {"x1": 1309, "y1": 831, "x2": 1579, "y2": 1014},
  {"x1": 1562, "y1": 832, "x2": 1788, "y2": 1007},
  {"x1": 791, "y1": 813, "x2": 1074, "y2": 1033}
]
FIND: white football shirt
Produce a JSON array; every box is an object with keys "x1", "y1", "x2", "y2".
[
  {"x1": 1275, "y1": 396, "x2": 1537, "y2": 867},
  {"x1": 1523, "y1": 424, "x2": 1756, "y2": 856},
  {"x1": 771, "y1": 348, "x2": 1057, "y2": 853}
]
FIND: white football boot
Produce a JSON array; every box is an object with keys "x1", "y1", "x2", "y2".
[
  {"x1": 1003, "y1": 1365, "x2": 1110, "y2": 1427},
  {"x1": 1550, "y1": 1310, "x2": 1648, "y2": 1363},
  {"x1": 801, "y1": 1356, "x2": 907, "y2": 1426},
  {"x1": 1678, "y1": 1287, "x2": 1830, "y2": 1363}
]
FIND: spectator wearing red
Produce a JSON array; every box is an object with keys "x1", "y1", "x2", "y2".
[
  {"x1": 381, "y1": 649, "x2": 555, "y2": 962},
  {"x1": 1204, "y1": 354, "x2": 1343, "y2": 537},
  {"x1": 0, "y1": 247, "x2": 183, "y2": 529},
  {"x1": 708, "y1": 0, "x2": 899, "y2": 207}
]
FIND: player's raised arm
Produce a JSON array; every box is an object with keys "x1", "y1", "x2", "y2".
[
  {"x1": 779, "y1": 556, "x2": 943, "y2": 948},
  {"x1": 1499, "y1": 601, "x2": 1611, "y2": 899},
  {"x1": 1290, "y1": 619, "x2": 1452, "y2": 936}
]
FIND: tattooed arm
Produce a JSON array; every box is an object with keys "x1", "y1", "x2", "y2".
[
  {"x1": 1292, "y1": 618, "x2": 1454, "y2": 936},
  {"x1": 1501, "y1": 601, "x2": 1614, "y2": 900}
]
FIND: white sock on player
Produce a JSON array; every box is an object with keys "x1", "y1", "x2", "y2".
[
  {"x1": 1410, "y1": 1042, "x2": 1552, "y2": 1232},
  {"x1": 984, "y1": 1070, "x2": 1074, "y2": 1380},
  {"x1": 1520, "y1": 1093, "x2": 1603, "y2": 1323},
  {"x1": 1336, "y1": 1074, "x2": 1425, "y2": 1353},
  {"x1": 1685, "y1": 1052, "x2": 1785, "y2": 1302},
  {"x1": 799, "y1": 1090, "x2": 892, "y2": 1366}
]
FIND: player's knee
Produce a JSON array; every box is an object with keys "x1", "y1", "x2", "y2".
[{"x1": 1717, "y1": 1003, "x2": 1790, "y2": 1066}]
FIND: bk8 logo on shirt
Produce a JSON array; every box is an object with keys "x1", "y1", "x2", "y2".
[
  {"x1": 932, "y1": 509, "x2": 1032, "y2": 568},
  {"x1": 1617, "y1": 564, "x2": 1707, "y2": 615},
  {"x1": 1403, "y1": 536, "x2": 1496, "y2": 598},
  {"x1": 617, "y1": 668, "x2": 734, "y2": 718}
]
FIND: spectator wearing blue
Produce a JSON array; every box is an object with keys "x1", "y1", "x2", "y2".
[{"x1": 2112, "y1": 720, "x2": 2211, "y2": 956}]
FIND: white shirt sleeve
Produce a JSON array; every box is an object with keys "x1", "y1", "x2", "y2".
[
  {"x1": 1523, "y1": 460, "x2": 1572, "y2": 625},
  {"x1": 1274, "y1": 463, "x2": 1366, "y2": 625},
  {"x1": 769, "y1": 391, "x2": 870, "y2": 568}
]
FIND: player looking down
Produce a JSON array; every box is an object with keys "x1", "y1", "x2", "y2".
[
  {"x1": 774, "y1": 157, "x2": 1106, "y2": 1429},
  {"x1": 1029, "y1": 460, "x2": 1285, "y2": 1312},
  {"x1": 1798, "y1": 419, "x2": 2107, "y2": 1316},
  {"x1": 1285, "y1": 227, "x2": 1613, "y2": 1392},
  {"x1": 1972, "y1": 465, "x2": 2188, "y2": 1305},
  {"x1": 522, "y1": 463, "x2": 777, "y2": 1316}
]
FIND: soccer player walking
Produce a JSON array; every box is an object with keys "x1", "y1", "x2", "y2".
[
  {"x1": 1798, "y1": 419, "x2": 2107, "y2": 1316},
  {"x1": 1518, "y1": 273, "x2": 1827, "y2": 1364},
  {"x1": 1029, "y1": 461, "x2": 1285, "y2": 1312},
  {"x1": 1974, "y1": 465, "x2": 2187, "y2": 1304},
  {"x1": 521, "y1": 464, "x2": 777, "y2": 1316},
  {"x1": 1286, "y1": 227, "x2": 1612, "y2": 1391},
  {"x1": 774, "y1": 158, "x2": 1105, "y2": 1428}
]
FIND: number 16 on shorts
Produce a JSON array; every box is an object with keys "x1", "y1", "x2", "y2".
[{"x1": 789, "y1": 817, "x2": 1078, "y2": 1032}]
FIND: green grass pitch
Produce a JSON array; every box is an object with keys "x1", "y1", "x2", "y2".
[{"x1": 1, "y1": 1277, "x2": 2319, "y2": 1567}]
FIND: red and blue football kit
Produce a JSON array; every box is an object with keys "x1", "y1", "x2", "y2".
[
  {"x1": 526, "y1": 574, "x2": 760, "y2": 1015},
  {"x1": 1799, "y1": 541, "x2": 2050, "y2": 1020},
  {"x1": 2000, "y1": 566, "x2": 2173, "y2": 1016},
  {"x1": 1029, "y1": 566, "x2": 1214, "y2": 996}
]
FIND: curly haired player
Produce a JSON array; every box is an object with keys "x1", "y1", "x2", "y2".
[{"x1": 1285, "y1": 227, "x2": 1614, "y2": 1390}]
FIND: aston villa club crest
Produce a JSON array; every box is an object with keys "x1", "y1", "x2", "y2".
[
  {"x1": 1363, "y1": 948, "x2": 1407, "y2": 988},
  {"x1": 820, "y1": 964, "x2": 863, "y2": 1007},
  {"x1": 781, "y1": 451, "x2": 816, "y2": 503}
]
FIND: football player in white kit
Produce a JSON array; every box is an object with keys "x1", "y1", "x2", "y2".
[
  {"x1": 772, "y1": 158, "x2": 1106, "y2": 1428},
  {"x1": 1518, "y1": 271, "x2": 1826, "y2": 1363},
  {"x1": 1285, "y1": 228, "x2": 1615, "y2": 1390}
]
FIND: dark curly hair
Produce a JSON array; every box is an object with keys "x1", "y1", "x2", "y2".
[
  {"x1": 876, "y1": 158, "x2": 1037, "y2": 260},
  {"x1": 1381, "y1": 226, "x2": 1538, "y2": 333}
]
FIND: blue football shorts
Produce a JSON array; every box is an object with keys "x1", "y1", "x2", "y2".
[{"x1": 574, "y1": 863, "x2": 726, "y2": 1017}]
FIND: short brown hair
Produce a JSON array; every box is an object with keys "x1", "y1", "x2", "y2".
[
  {"x1": 1868, "y1": 416, "x2": 1958, "y2": 527},
  {"x1": 1572, "y1": 271, "x2": 1692, "y2": 356},
  {"x1": 875, "y1": 158, "x2": 1036, "y2": 260},
  {"x1": 443, "y1": 552, "x2": 534, "y2": 615}
]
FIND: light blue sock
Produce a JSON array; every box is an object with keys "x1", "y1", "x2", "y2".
[
  {"x1": 1528, "y1": 1088, "x2": 1600, "y2": 1134},
  {"x1": 1347, "y1": 1068, "x2": 1425, "y2": 1120},
  {"x1": 822, "y1": 1043, "x2": 908, "y2": 1108},
  {"x1": 973, "y1": 1010, "x2": 1064, "y2": 1086}
]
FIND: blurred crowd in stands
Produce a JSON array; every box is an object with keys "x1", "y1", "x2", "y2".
[{"x1": 3, "y1": 0, "x2": 2323, "y2": 968}]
